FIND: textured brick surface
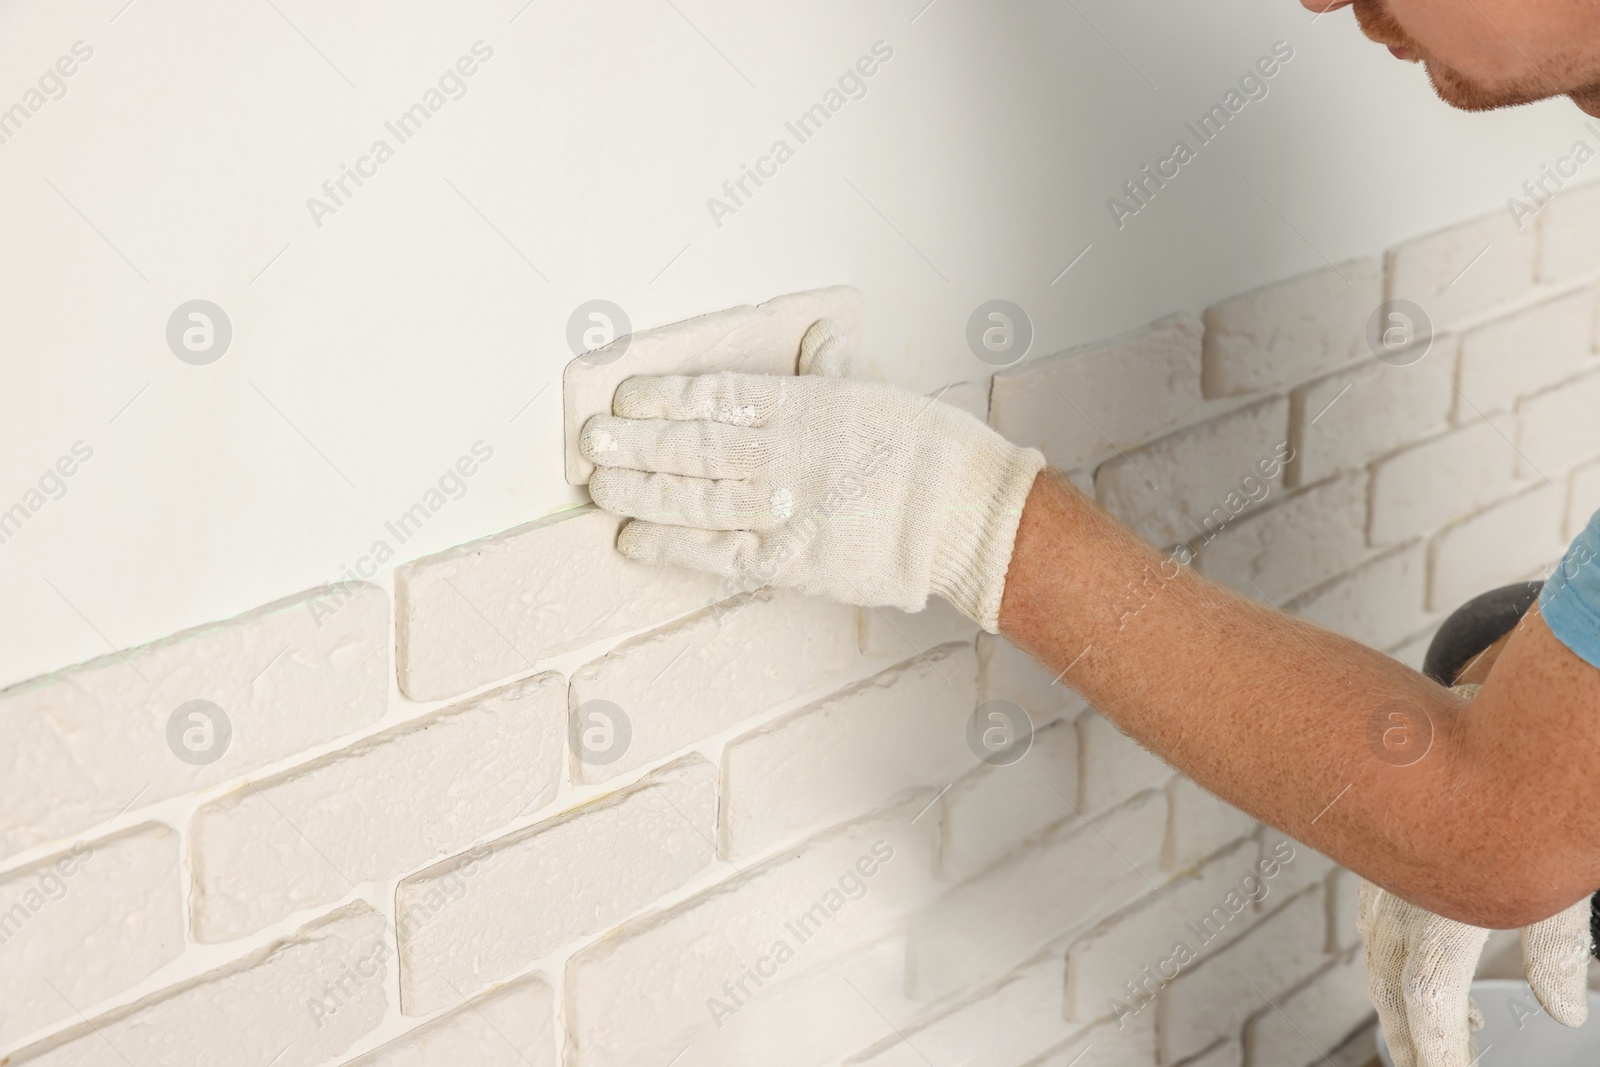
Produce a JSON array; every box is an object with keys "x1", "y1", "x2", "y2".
[
  {"x1": 1456, "y1": 289, "x2": 1595, "y2": 417},
  {"x1": 990, "y1": 314, "x2": 1202, "y2": 471},
  {"x1": 0, "y1": 826, "x2": 183, "y2": 1047},
  {"x1": 858, "y1": 599, "x2": 977, "y2": 659},
  {"x1": 939, "y1": 718, "x2": 1079, "y2": 881},
  {"x1": 1064, "y1": 840, "x2": 1259, "y2": 1021},
  {"x1": 1187, "y1": 1038, "x2": 1245, "y2": 1067},
  {"x1": 847, "y1": 951, "x2": 1085, "y2": 1067},
  {"x1": 1193, "y1": 473, "x2": 1370, "y2": 604},
  {"x1": 0, "y1": 583, "x2": 388, "y2": 862},
  {"x1": 1570, "y1": 458, "x2": 1600, "y2": 536},
  {"x1": 1368, "y1": 417, "x2": 1519, "y2": 546},
  {"x1": 1030, "y1": 1008, "x2": 1156, "y2": 1066},
  {"x1": 1517, "y1": 367, "x2": 1600, "y2": 476},
  {"x1": 11, "y1": 903, "x2": 389, "y2": 1067},
  {"x1": 395, "y1": 505, "x2": 719, "y2": 700},
  {"x1": 396, "y1": 757, "x2": 715, "y2": 1016},
  {"x1": 1537, "y1": 180, "x2": 1600, "y2": 282},
  {"x1": 1203, "y1": 259, "x2": 1382, "y2": 397},
  {"x1": 1285, "y1": 544, "x2": 1429, "y2": 651},
  {"x1": 720, "y1": 643, "x2": 976, "y2": 861},
  {"x1": 1258, "y1": 833, "x2": 1336, "y2": 903},
  {"x1": 1159, "y1": 887, "x2": 1330, "y2": 1063},
  {"x1": 907, "y1": 790, "x2": 1166, "y2": 1000},
  {"x1": 1163, "y1": 777, "x2": 1256, "y2": 872},
  {"x1": 569, "y1": 588, "x2": 858, "y2": 784},
  {"x1": 1243, "y1": 952, "x2": 1371, "y2": 1067},
  {"x1": 1385, "y1": 209, "x2": 1536, "y2": 325},
  {"x1": 1078, "y1": 710, "x2": 1172, "y2": 814},
  {"x1": 346, "y1": 977, "x2": 556, "y2": 1066},
  {"x1": 1428, "y1": 484, "x2": 1566, "y2": 610},
  {"x1": 690, "y1": 936, "x2": 919, "y2": 1067},
  {"x1": 1097, "y1": 397, "x2": 1291, "y2": 547},
  {"x1": 1290, "y1": 353, "x2": 1455, "y2": 487},
  {"x1": 976, "y1": 632, "x2": 1086, "y2": 723},
  {"x1": 563, "y1": 797, "x2": 938, "y2": 1067},
  {"x1": 192, "y1": 672, "x2": 566, "y2": 942}
]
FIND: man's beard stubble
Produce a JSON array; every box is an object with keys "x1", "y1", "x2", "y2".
[{"x1": 1349, "y1": 0, "x2": 1600, "y2": 114}]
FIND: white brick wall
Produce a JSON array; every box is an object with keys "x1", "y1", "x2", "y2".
[
  {"x1": 720, "y1": 642, "x2": 977, "y2": 861},
  {"x1": 1243, "y1": 951, "x2": 1370, "y2": 1067},
  {"x1": 396, "y1": 755, "x2": 715, "y2": 1015},
  {"x1": 345, "y1": 977, "x2": 556, "y2": 1066},
  {"x1": 569, "y1": 587, "x2": 859, "y2": 784},
  {"x1": 989, "y1": 313, "x2": 1203, "y2": 471},
  {"x1": 1097, "y1": 396, "x2": 1290, "y2": 548},
  {"x1": 1202, "y1": 259, "x2": 1381, "y2": 396},
  {"x1": 395, "y1": 505, "x2": 719, "y2": 701},
  {"x1": 11, "y1": 188, "x2": 1600, "y2": 1067},
  {"x1": 0, "y1": 582, "x2": 389, "y2": 860},
  {"x1": 1, "y1": 826, "x2": 183, "y2": 1047},
  {"x1": 192, "y1": 672, "x2": 567, "y2": 942}
]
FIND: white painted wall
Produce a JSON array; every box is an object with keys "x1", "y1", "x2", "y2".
[{"x1": 0, "y1": 0, "x2": 1586, "y2": 688}]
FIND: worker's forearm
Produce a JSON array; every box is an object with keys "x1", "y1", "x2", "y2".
[{"x1": 998, "y1": 469, "x2": 1595, "y2": 927}]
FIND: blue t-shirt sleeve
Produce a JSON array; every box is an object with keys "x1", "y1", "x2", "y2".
[{"x1": 1541, "y1": 508, "x2": 1600, "y2": 670}]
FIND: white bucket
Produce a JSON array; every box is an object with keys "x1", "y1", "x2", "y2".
[{"x1": 1377, "y1": 979, "x2": 1600, "y2": 1066}]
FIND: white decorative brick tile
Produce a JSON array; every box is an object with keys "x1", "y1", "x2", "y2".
[
  {"x1": 1456, "y1": 289, "x2": 1595, "y2": 417},
  {"x1": 563, "y1": 798, "x2": 938, "y2": 1067},
  {"x1": 1203, "y1": 259, "x2": 1381, "y2": 397},
  {"x1": 396, "y1": 756, "x2": 715, "y2": 1016},
  {"x1": 1097, "y1": 397, "x2": 1291, "y2": 548},
  {"x1": 1428, "y1": 483, "x2": 1566, "y2": 611},
  {"x1": 907, "y1": 790, "x2": 1166, "y2": 1000},
  {"x1": 1159, "y1": 887, "x2": 1329, "y2": 1063},
  {"x1": 991, "y1": 314, "x2": 1203, "y2": 472},
  {"x1": 395, "y1": 505, "x2": 719, "y2": 701},
  {"x1": 1385, "y1": 210, "x2": 1536, "y2": 326},
  {"x1": 939, "y1": 718, "x2": 1079, "y2": 881},
  {"x1": 345, "y1": 976, "x2": 555, "y2": 1066},
  {"x1": 569, "y1": 587, "x2": 858, "y2": 784},
  {"x1": 191, "y1": 672, "x2": 566, "y2": 942},
  {"x1": 0, "y1": 825, "x2": 183, "y2": 1047},
  {"x1": 1193, "y1": 473, "x2": 1370, "y2": 604},
  {"x1": 11, "y1": 903, "x2": 389, "y2": 1066},
  {"x1": 1368, "y1": 417, "x2": 1519, "y2": 546},
  {"x1": 1285, "y1": 543, "x2": 1429, "y2": 651},
  {"x1": 721, "y1": 643, "x2": 977, "y2": 861},
  {"x1": 0, "y1": 583, "x2": 388, "y2": 861},
  {"x1": 1290, "y1": 353, "x2": 1455, "y2": 487},
  {"x1": 1538, "y1": 179, "x2": 1600, "y2": 282}
]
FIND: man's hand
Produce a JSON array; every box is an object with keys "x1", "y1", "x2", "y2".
[{"x1": 579, "y1": 319, "x2": 1045, "y2": 631}]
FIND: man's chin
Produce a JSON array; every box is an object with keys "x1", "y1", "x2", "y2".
[
  {"x1": 1424, "y1": 60, "x2": 1558, "y2": 112},
  {"x1": 1570, "y1": 85, "x2": 1600, "y2": 118}
]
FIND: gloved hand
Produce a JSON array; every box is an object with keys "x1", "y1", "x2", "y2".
[
  {"x1": 1360, "y1": 686, "x2": 1593, "y2": 1067},
  {"x1": 579, "y1": 319, "x2": 1046, "y2": 632}
]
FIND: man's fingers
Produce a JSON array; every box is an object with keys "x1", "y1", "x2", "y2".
[
  {"x1": 616, "y1": 519, "x2": 759, "y2": 577},
  {"x1": 580, "y1": 414, "x2": 767, "y2": 480},
  {"x1": 591, "y1": 468, "x2": 791, "y2": 532},
  {"x1": 614, "y1": 372, "x2": 784, "y2": 426},
  {"x1": 1524, "y1": 897, "x2": 1593, "y2": 1027},
  {"x1": 797, "y1": 317, "x2": 855, "y2": 378},
  {"x1": 1398, "y1": 918, "x2": 1489, "y2": 1067},
  {"x1": 1362, "y1": 882, "x2": 1423, "y2": 1067}
]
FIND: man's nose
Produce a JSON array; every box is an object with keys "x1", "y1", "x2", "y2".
[{"x1": 1301, "y1": 0, "x2": 1353, "y2": 10}]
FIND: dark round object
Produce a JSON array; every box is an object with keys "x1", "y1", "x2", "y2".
[{"x1": 1421, "y1": 581, "x2": 1543, "y2": 686}]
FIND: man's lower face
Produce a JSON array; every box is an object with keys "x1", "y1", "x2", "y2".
[{"x1": 1350, "y1": 0, "x2": 1600, "y2": 115}]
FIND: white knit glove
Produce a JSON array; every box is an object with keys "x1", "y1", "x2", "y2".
[
  {"x1": 1360, "y1": 687, "x2": 1593, "y2": 1067},
  {"x1": 579, "y1": 319, "x2": 1045, "y2": 631}
]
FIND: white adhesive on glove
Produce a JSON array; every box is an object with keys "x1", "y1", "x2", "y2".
[
  {"x1": 1360, "y1": 683, "x2": 1593, "y2": 1067},
  {"x1": 580, "y1": 319, "x2": 1046, "y2": 632}
]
